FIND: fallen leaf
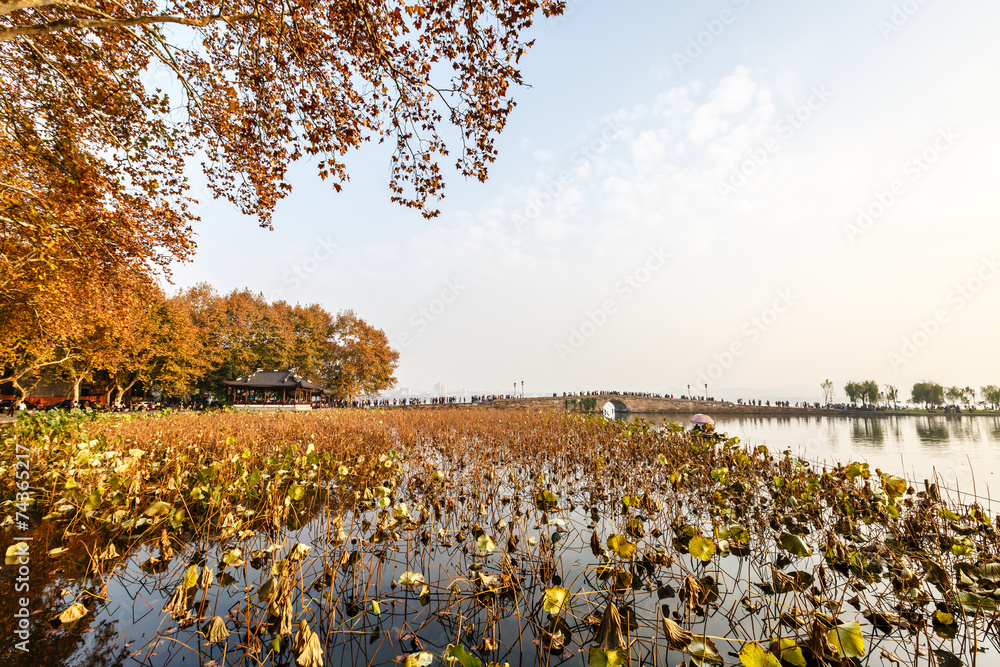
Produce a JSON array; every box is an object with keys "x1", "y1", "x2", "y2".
[
  {"x1": 56, "y1": 602, "x2": 88, "y2": 625},
  {"x1": 200, "y1": 616, "x2": 230, "y2": 644},
  {"x1": 662, "y1": 617, "x2": 693, "y2": 650}
]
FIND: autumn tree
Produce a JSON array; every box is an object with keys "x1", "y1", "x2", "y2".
[
  {"x1": 173, "y1": 285, "x2": 386, "y2": 399},
  {"x1": 283, "y1": 302, "x2": 337, "y2": 379},
  {"x1": 1, "y1": 0, "x2": 564, "y2": 370},
  {"x1": 0, "y1": 261, "x2": 149, "y2": 403},
  {"x1": 102, "y1": 289, "x2": 218, "y2": 404},
  {"x1": 191, "y1": 288, "x2": 300, "y2": 392},
  {"x1": 0, "y1": 304, "x2": 74, "y2": 403},
  {"x1": 322, "y1": 310, "x2": 399, "y2": 400}
]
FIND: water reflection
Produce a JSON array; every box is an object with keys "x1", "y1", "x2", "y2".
[
  {"x1": 633, "y1": 412, "x2": 999, "y2": 504},
  {"x1": 0, "y1": 525, "x2": 124, "y2": 667},
  {"x1": 0, "y1": 489, "x2": 784, "y2": 667},
  {"x1": 4, "y1": 412, "x2": 998, "y2": 667},
  {"x1": 915, "y1": 418, "x2": 949, "y2": 444},
  {"x1": 850, "y1": 418, "x2": 885, "y2": 446}
]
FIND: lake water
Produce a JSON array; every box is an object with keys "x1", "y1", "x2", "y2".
[
  {"x1": 3, "y1": 411, "x2": 998, "y2": 667},
  {"x1": 634, "y1": 413, "x2": 1000, "y2": 511}
]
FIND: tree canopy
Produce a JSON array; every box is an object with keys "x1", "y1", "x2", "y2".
[
  {"x1": 1, "y1": 0, "x2": 562, "y2": 386},
  {"x1": 3, "y1": 282, "x2": 398, "y2": 403},
  {"x1": 911, "y1": 382, "x2": 944, "y2": 408},
  {"x1": 982, "y1": 385, "x2": 1000, "y2": 409},
  {"x1": 321, "y1": 310, "x2": 400, "y2": 399},
  {"x1": 175, "y1": 285, "x2": 399, "y2": 401}
]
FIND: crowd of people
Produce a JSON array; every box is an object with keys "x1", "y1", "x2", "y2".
[
  {"x1": 735, "y1": 399, "x2": 824, "y2": 409},
  {"x1": 556, "y1": 390, "x2": 675, "y2": 399},
  {"x1": 471, "y1": 395, "x2": 516, "y2": 403}
]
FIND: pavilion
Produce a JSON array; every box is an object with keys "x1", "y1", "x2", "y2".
[{"x1": 224, "y1": 368, "x2": 330, "y2": 410}]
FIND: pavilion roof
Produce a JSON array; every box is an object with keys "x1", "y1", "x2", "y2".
[{"x1": 223, "y1": 368, "x2": 324, "y2": 391}]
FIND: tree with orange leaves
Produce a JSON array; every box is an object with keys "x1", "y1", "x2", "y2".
[
  {"x1": 99, "y1": 288, "x2": 218, "y2": 405},
  {"x1": 2, "y1": 0, "x2": 561, "y2": 380},
  {"x1": 322, "y1": 309, "x2": 400, "y2": 400}
]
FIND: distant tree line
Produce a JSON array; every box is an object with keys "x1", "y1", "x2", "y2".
[
  {"x1": 1, "y1": 278, "x2": 398, "y2": 405},
  {"x1": 831, "y1": 379, "x2": 1000, "y2": 410}
]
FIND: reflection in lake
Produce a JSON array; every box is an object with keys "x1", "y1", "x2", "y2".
[
  {"x1": 915, "y1": 418, "x2": 949, "y2": 444},
  {"x1": 2, "y1": 409, "x2": 998, "y2": 667},
  {"x1": 850, "y1": 418, "x2": 884, "y2": 446},
  {"x1": 636, "y1": 413, "x2": 999, "y2": 508}
]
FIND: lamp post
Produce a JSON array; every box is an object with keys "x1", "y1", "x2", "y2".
[
  {"x1": 705, "y1": 384, "x2": 708, "y2": 401},
  {"x1": 521, "y1": 381, "x2": 524, "y2": 398},
  {"x1": 687, "y1": 384, "x2": 691, "y2": 399}
]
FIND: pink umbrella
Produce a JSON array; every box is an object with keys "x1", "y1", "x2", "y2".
[{"x1": 690, "y1": 413, "x2": 715, "y2": 426}]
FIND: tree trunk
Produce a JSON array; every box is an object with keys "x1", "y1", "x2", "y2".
[
  {"x1": 11, "y1": 376, "x2": 26, "y2": 405},
  {"x1": 72, "y1": 376, "x2": 83, "y2": 407},
  {"x1": 113, "y1": 376, "x2": 139, "y2": 407},
  {"x1": 12, "y1": 373, "x2": 41, "y2": 407}
]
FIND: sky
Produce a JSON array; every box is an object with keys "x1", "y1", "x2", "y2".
[{"x1": 169, "y1": 0, "x2": 1000, "y2": 402}]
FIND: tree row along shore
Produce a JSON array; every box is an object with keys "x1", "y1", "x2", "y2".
[{"x1": 401, "y1": 396, "x2": 999, "y2": 416}]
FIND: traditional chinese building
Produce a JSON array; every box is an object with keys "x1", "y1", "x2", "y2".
[{"x1": 224, "y1": 368, "x2": 329, "y2": 410}]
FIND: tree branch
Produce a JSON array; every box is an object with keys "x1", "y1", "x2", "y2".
[
  {"x1": 0, "y1": 0, "x2": 63, "y2": 17},
  {"x1": 0, "y1": 11, "x2": 259, "y2": 42}
]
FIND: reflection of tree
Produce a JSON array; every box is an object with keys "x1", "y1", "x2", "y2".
[
  {"x1": 886, "y1": 416, "x2": 903, "y2": 440},
  {"x1": 0, "y1": 555, "x2": 123, "y2": 667},
  {"x1": 850, "y1": 418, "x2": 885, "y2": 446},
  {"x1": 948, "y1": 419, "x2": 978, "y2": 442},
  {"x1": 990, "y1": 417, "x2": 1000, "y2": 441},
  {"x1": 916, "y1": 418, "x2": 949, "y2": 444}
]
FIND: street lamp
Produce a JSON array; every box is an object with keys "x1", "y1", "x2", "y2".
[
  {"x1": 521, "y1": 381, "x2": 524, "y2": 398},
  {"x1": 705, "y1": 384, "x2": 708, "y2": 401}
]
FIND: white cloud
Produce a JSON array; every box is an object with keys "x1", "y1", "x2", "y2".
[{"x1": 173, "y1": 2, "x2": 1000, "y2": 395}]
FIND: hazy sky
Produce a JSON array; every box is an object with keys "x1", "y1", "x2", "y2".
[{"x1": 170, "y1": 1, "x2": 1000, "y2": 402}]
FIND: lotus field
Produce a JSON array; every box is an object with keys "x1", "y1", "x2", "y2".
[{"x1": 0, "y1": 408, "x2": 998, "y2": 667}]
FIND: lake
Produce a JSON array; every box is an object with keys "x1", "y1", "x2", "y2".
[
  {"x1": 633, "y1": 412, "x2": 1000, "y2": 511},
  {"x1": 2, "y1": 409, "x2": 997, "y2": 667}
]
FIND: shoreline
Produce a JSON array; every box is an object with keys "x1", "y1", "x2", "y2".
[
  {"x1": 3, "y1": 404, "x2": 996, "y2": 427},
  {"x1": 407, "y1": 401, "x2": 999, "y2": 419}
]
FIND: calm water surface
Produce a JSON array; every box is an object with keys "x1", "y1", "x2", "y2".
[
  {"x1": 3, "y1": 412, "x2": 998, "y2": 667},
  {"x1": 637, "y1": 413, "x2": 1000, "y2": 509}
]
